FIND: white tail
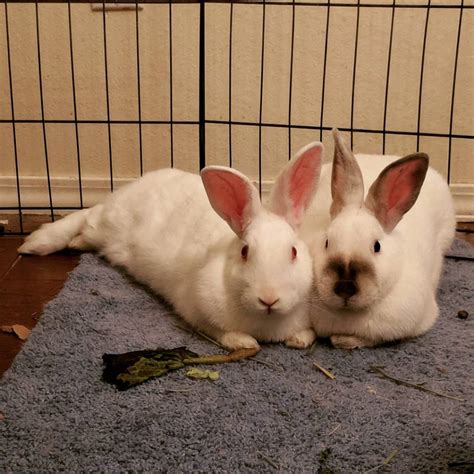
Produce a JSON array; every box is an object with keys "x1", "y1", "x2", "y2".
[{"x1": 18, "y1": 208, "x2": 91, "y2": 256}]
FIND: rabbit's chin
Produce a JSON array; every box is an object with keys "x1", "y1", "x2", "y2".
[
  {"x1": 317, "y1": 291, "x2": 379, "y2": 312},
  {"x1": 247, "y1": 305, "x2": 295, "y2": 319}
]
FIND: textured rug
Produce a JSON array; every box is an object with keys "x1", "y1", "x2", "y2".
[{"x1": 0, "y1": 241, "x2": 473, "y2": 473}]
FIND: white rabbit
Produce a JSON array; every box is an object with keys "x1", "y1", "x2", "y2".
[
  {"x1": 19, "y1": 142, "x2": 324, "y2": 351},
  {"x1": 300, "y1": 129, "x2": 455, "y2": 349}
]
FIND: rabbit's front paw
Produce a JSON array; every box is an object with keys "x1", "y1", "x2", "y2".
[
  {"x1": 285, "y1": 328, "x2": 316, "y2": 349},
  {"x1": 331, "y1": 335, "x2": 372, "y2": 349},
  {"x1": 220, "y1": 332, "x2": 260, "y2": 351}
]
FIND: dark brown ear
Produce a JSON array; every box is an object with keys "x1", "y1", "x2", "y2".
[
  {"x1": 330, "y1": 129, "x2": 364, "y2": 218},
  {"x1": 365, "y1": 153, "x2": 429, "y2": 233}
]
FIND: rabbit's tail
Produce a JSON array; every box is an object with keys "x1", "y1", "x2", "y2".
[{"x1": 18, "y1": 208, "x2": 93, "y2": 256}]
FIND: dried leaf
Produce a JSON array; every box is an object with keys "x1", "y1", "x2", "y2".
[
  {"x1": 12, "y1": 324, "x2": 31, "y2": 341},
  {"x1": 186, "y1": 368, "x2": 220, "y2": 381},
  {"x1": 102, "y1": 347, "x2": 198, "y2": 390},
  {"x1": 103, "y1": 346, "x2": 257, "y2": 390},
  {"x1": 1, "y1": 324, "x2": 30, "y2": 341}
]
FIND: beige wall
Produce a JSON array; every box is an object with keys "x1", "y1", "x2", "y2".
[{"x1": 0, "y1": 1, "x2": 473, "y2": 215}]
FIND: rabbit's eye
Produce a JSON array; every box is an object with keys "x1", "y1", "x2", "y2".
[
  {"x1": 373, "y1": 240, "x2": 381, "y2": 253},
  {"x1": 325, "y1": 239, "x2": 328, "y2": 249},
  {"x1": 241, "y1": 244, "x2": 249, "y2": 261},
  {"x1": 291, "y1": 246, "x2": 297, "y2": 261}
]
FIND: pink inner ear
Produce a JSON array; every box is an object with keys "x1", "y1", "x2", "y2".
[
  {"x1": 202, "y1": 170, "x2": 252, "y2": 236},
  {"x1": 373, "y1": 157, "x2": 427, "y2": 232},
  {"x1": 289, "y1": 149, "x2": 321, "y2": 215},
  {"x1": 385, "y1": 161, "x2": 421, "y2": 212}
]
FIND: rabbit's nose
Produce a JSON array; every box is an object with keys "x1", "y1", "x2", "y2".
[
  {"x1": 334, "y1": 280, "x2": 358, "y2": 299},
  {"x1": 258, "y1": 297, "x2": 280, "y2": 314}
]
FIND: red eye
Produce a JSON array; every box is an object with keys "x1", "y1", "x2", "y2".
[
  {"x1": 292, "y1": 246, "x2": 297, "y2": 261},
  {"x1": 241, "y1": 245, "x2": 249, "y2": 261}
]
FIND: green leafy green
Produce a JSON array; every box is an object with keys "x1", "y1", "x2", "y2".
[
  {"x1": 102, "y1": 346, "x2": 259, "y2": 390},
  {"x1": 186, "y1": 368, "x2": 220, "y2": 381}
]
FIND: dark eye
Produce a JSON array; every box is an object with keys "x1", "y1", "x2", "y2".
[
  {"x1": 325, "y1": 239, "x2": 328, "y2": 249},
  {"x1": 291, "y1": 246, "x2": 297, "y2": 261},
  {"x1": 241, "y1": 244, "x2": 249, "y2": 261},
  {"x1": 373, "y1": 240, "x2": 381, "y2": 253}
]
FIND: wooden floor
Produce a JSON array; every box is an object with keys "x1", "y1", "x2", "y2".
[
  {"x1": 1, "y1": 224, "x2": 473, "y2": 378},
  {"x1": 0, "y1": 236, "x2": 80, "y2": 377}
]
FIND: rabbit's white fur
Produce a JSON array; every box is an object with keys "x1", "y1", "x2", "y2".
[
  {"x1": 19, "y1": 143, "x2": 324, "y2": 350},
  {"x1": 300, "y1": 130, "x2": 455, "y2": 349}
]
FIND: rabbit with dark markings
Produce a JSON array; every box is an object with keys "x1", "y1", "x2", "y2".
[{"x1": 300, "y1": 129, "x2": 455, "y2": 349}]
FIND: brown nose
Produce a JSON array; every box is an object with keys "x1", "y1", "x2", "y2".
[
  {"x1": 258, "y1": 298, "x2": 280, "y2": 314},
  {"x1": 334, "y1": 280, "x2": 358, "y2": 299}
]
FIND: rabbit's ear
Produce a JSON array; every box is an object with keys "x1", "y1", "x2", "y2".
[
  {"x1": 201, "y1": 166, "x2": 262, "y2": 238},
  {"x1": 330, "y1": 128, "x2": 364, "y2": 218},
  {"x1": 269, "y1": 141, "x2": 323, "y2": 229},
  {"x1": 365, "y1": 153, "x2": 429, "y2": 233}
]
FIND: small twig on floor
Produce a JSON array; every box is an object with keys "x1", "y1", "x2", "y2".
[
  {"x1": 305, "y1": 340, "x2": 317, "y2": 356},
  {"x1": 250, "y1": 356, "x2": 285, "y2": 371},
  {"x1": 364, "y1": 449, "x2": 398, "y2": 473},
  {"x1": 163, "y1": 388, "x2": 193, "y2": 393},
  {"x1": 183, "y1": 348, "x2": 259, "y2": 365},
  {"x1": 174, "y1": 323, "x2": 284, "y2": 371},
  {"x1": 173, "y1": 323, "x2": 227, "y2": 350},
  {"x1": 370, "y1": 366, "x2": 465, "y2": 402},
  {"x1": 195, "y1": 330, "x2": 228, "y2": 350},
  {"x1": 314, "y1": 362, "x2": 336, "y2": 380},
  {"x1": 257, "y1": 450, "x2": 279, "y2": 469},
  {"x1": 326, "y1": 423, "x2": 341, "y2": 436}
]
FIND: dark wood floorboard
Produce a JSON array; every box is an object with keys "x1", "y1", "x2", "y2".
[
  {"x1": 0, "y1": 223, "x2": 473, "y2": 378},
  {"x1": 0, "y1": 236, "x2": 80, "y2": 377}
]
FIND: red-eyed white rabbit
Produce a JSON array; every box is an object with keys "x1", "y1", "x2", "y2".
[
  {"x1": 300, "y1": 129, "x2": 455, "y2": 349},
  {"x1": 19, "y1": 143, "x2": 324, "y2": 350}
]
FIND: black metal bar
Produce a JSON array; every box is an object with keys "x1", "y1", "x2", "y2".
[
  {"x1": 203, "y1": 121, "x2": 474, "y2": 139},
  {"x1": 102, "y1": 0, "x2": 113, "y2": 191},
  {"x1": 204, "y1": 1, "x2": 473, "y2": 7},
  {"x1": 6, "y1": 1, "x2": 474, "y2": 8},
  {"x1": 258, "y1": 0, "x2": 266, "y2": 196},
  {"x1": 0, "y1": 119, "x2": 201, "y2": 125},
  {"x1": 35, "y1": 2, "x2": 54, "y2": 221},
  {"x1": 199, "y1": 0, "x2": 205, "y2": 169},
  {"x1": 4, "y1": 1, "x2": 23, "y2": 233},
  {"x1": 0, "y1": 118, "x2": 472, "y2": 141},
  {"x1": 319, "y1": 0, "x2": 330, "y2": 142},
  {"x1": 228, "y1": 2, "x2": 233, "y2": 167},
  {"x1": 416, "y1": 0, "x2": 431, "y2": 152},
  {"x1": 350, "y1": 0, "x2": 360, "y2": 150},
  {"x1": 448, "y1": 2, "x2": 464, "y2": 186},
  {"x1": 169, "y1": 0, "x2": 174, "y2": 166},
  {"x1": 288, "y1": 0, "x2": 295, "y2": 160},
  {"x1": 0, "y1": 206, "x2": 91, "y2": 210},
  {"x1": 135, "y1": 0, "x2": 143, "y2": 175},
  {"x1": 382, "y1": 0, "x2": 395, "y2": 155},
  {"x1": 67, "y1": 1, "x2": 83, "y2": 208}
]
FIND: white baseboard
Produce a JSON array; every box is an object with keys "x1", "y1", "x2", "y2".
[
  {"x1": 1, "y1": 175, "x2": 473, "y2": 221},
  {"x1": 449, "y1": 184, "x2": 474, "y2": 222}
]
